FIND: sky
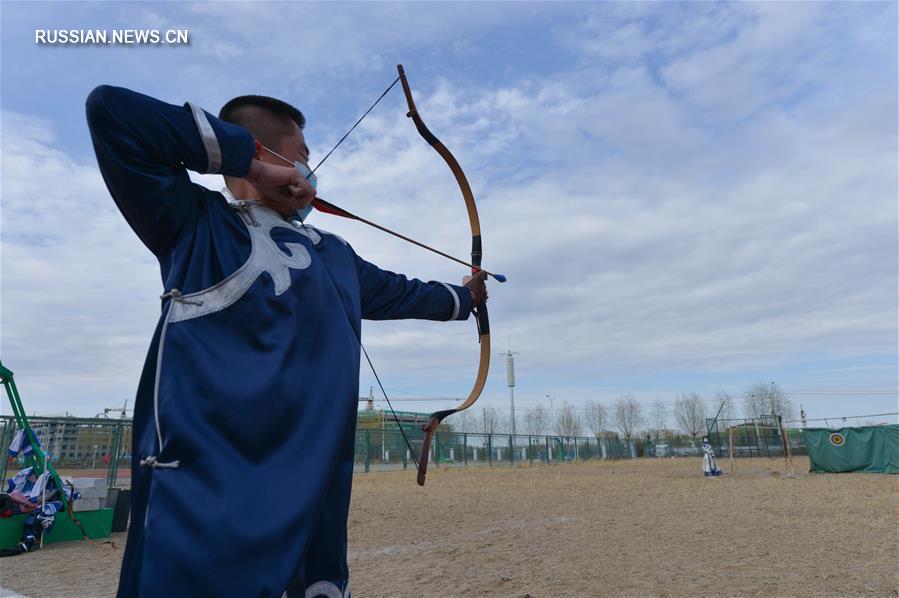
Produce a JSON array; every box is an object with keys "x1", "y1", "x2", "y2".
[{"x1": 1, "y1": 2, "x2": 896, "y2": 429}]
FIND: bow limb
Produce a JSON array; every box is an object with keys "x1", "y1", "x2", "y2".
[{"x1": 396, "y1": 64, "x2": 491, "y2": 486}]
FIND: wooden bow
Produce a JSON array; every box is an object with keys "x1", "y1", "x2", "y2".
[
  {"x1": 307, "y1": 65, "x2": 496, "y2": 486},
  {"x1": 394, "y1": 65, "x2": 491, "y2": 485}
]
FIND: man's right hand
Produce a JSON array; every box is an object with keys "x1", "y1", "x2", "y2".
[{"x1": 245, "y1": 159, "x2": 315, "y2": 215}]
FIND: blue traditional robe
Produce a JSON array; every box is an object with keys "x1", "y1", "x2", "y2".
[{"x1": 86, "y1": 85, "x2": 472, "y2": 597}]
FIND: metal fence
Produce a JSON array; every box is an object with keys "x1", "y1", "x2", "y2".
[
  {"x1": 705, "y1": 415, "x2": 807, "y2": 459},
  {"x1": 2, "y1": 415, "x2": 810, "y2": 486},
  {"x1": 353, "y1": 429, "x2": 638, "y2": 472},
  {"x1": 1, "y1": 415, "x2": 131, "y2": 488}
]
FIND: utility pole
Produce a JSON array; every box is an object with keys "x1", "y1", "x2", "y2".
[
  {"x1": 500, "y1": 341, "x2": 519, "y2": 435},
  {"x1": 769, "y1": 381, "x2": 776, "y2": 417}
]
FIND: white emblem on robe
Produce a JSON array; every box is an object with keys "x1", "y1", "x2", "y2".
[{"x1": 168, "y1": 199, "x2": 318, "y2": 323}]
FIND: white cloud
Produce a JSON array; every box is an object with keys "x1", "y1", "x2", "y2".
[
  {"x1": 310, "y1": 42, "x2": 895, "y2": 410},
  {"x1": 1, "y1": 112, "x2": 162, "y2": 415},
  {"x1": 1, "y1": 2, "x2": 895, "y2": 419}
]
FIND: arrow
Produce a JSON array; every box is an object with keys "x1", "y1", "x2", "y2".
[{"x1": 312, "y1": 197, "x2": 507, "y2": 283}]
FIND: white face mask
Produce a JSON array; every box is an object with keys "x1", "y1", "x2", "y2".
[{"x1": 261, "y1": 145, "x2": 317, "y2": 222}]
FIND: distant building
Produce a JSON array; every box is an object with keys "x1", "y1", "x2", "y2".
[
  {"x1": 356, "y1": 409, "x2": 429, "y2": 434},
  {"x1": 22, "y1": 418, "x2": 131, "y2": 465}
]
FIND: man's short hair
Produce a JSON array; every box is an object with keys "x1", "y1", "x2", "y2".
[{"x1": 219, "y1": 95, "x2": 305, "y2": 149}]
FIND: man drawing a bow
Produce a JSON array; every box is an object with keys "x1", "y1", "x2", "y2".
[{"x1": 86, "y1": 85, "x2": 487, "y2": 597}]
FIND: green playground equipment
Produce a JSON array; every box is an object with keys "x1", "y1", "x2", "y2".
[
  {"x1": 0, "y1": 360, "x2": 116, "y2": 549},
  {"x1": 0, "y1": 360, "x2": 70, "y2": 511}
]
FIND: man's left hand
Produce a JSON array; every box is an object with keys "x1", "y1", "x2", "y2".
[{"x1": 463, "y1": 271, "x2": 488, "y2": 308}]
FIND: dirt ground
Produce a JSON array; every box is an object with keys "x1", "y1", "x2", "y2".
[{"x1": 1, "y1": 457, "x2": 896, "y2": 597}]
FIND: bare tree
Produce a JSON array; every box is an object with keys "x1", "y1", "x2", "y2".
[
  {"x1": 613, "y1": 394, "x2": 642, "y2": 440},
  {"x1": 493, "y1": 410, "x2": 512, "y2": 434},
  {"x1": 583, "y1": 401, "x2": 608, "y2": 437},
  {"x1": 554, "y1": 403, "x2": 582, "y2": 438},
  {"x1": 674, "y1": 393, "x2": 707, "y2": 439},
  {"x1": 525, "y1": 404, "x2": 551, "y2": 436},
  {"x1": 455, "y1": 410, "x2": 476, "y2": 434},
  {"x1": 481, "y1": 408, "x2": 499, "y2": 435},
  {"x1": 712, "y1": 390, "x2": 738, "y2": 422},
  {"x1": 649, "y1": 400, "x2": 668, "y2": 440},
  {"x1": 744, "y1": 381, "x2": 794, "y2": 420}
]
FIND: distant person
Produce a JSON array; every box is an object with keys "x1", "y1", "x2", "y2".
[{"x1": 702, "y1": 436, "x2": 722, "y2": 476}]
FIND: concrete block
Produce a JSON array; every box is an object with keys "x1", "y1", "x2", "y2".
[
  {"x1": 77, "y1": 486, "x2": 105, "y2": 499},
  {"x1": 78, "y1": 477, "x2": 106, "y2": 489},
  {"x1": 73, "y1": 497, "x2": 100, "y2": 512}
]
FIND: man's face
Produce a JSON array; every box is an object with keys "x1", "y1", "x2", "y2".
[
  {"x1": 264, "y1": 123, "x2": 309, "y2": 168},
  {"x1": 251, "y1": 123, "x2": 315, "y2": 217}
]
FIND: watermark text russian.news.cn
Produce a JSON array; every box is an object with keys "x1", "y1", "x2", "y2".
[{"x1": 35, "y1": 29, "x2": 190, "y2": 45}]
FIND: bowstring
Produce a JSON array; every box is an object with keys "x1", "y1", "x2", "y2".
[
  {"x1": 309, "y1": 75, "x2": 401, "y2": 175},
  {"x1": 300, "y1": 74, "x2": 422, "y2": 467},
  {"x1": 359, "y1": 344, "x2": 420, "y2": 469}
]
